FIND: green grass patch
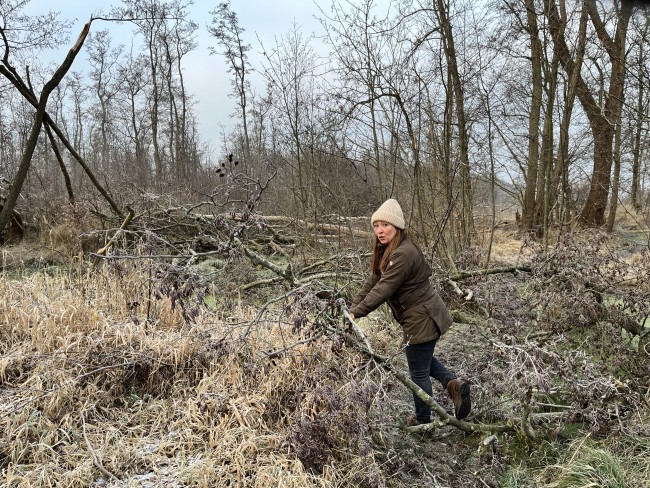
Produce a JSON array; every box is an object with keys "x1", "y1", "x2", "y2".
[{"x1": 539, "y1": 438, "x2": 628, "y2": 487}]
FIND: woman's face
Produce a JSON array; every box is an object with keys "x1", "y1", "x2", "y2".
[{"x1": 373, "y1": 220, "x2": 397, "y2": 245}]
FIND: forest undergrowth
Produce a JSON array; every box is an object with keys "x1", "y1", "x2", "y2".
[{"x1": 0, "y1": 210, "x2": 649, "y2": 487}]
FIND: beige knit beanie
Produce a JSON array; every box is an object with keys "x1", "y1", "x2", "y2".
[{"x1": 371, "y1": 199, "x2": 405, "y2": 229}]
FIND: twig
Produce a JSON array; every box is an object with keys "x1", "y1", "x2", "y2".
[
  {"x1": 476, "y1": 476, "x2": 492, "y2": 488},
  {"x1": 521, "y1": 386, "x2": 536, "y2": 440},
  {"x1": 343, "y1": 309, "x2": 374, "y2": 355},
  {"x1": 82, "y1": 411, "x2": 119, "y2": 481},
  {"x1": 238, "y1": 239, "x2": 298, "y2": 287},
  {"x1": 260, "y1": 215, "x2": 374, "y2": 239},
  {"x1": 240, "y1": 284, "x2": 311, "y2": 339},
  {"x1": 449, "y1": 265, "x2": 532, "y2": 281},
  {"x1": 89, "y1": 250, "x2": 223, "y2": 261},
  {"x1": 265, "y1": 330, "x2": 326, "y2": 359},
  {"x1": 238, "y1": 277, "x2": 281, "y2": 291},
  {"x1": 94, "y1": 207, "x2": 135, "y2": 260},
  {"x1": 446, "y1": 278, "x2": 474, "y2": 301}
]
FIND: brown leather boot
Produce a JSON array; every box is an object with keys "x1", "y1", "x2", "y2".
[
  {"x1": 405, "y1": 414, "x2": 420, "y2": 427},
  {"x1": 446, "y1": 379, "x2": 471, "y2": 420}
]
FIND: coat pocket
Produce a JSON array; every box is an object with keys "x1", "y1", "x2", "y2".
[
  {"x1": 402, "y1": 303, "x2": 439, "y2": 343},
  {"x1": 424, "y1": 294, "x2": 453, "y2": 337}
]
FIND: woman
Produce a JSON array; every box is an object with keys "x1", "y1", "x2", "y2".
[{"x1": 349, "y1": 199, "x2": 471, "y2": 425}]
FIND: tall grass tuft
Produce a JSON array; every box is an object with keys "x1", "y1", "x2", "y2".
[{"x1": 539, "y1": 436, "x2": 631, "y2": 488}]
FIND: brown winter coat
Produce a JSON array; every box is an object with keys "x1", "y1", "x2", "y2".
[{"x1": 350, "y1": 237, "x2": 452, "y2": 344}]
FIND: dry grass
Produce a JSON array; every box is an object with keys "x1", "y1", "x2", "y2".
[{"x1": 0, "y1": 263, "x2": 355, "y2": 487}]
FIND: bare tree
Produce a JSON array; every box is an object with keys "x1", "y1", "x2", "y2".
[
  {"x1": 115, "y1": 0, "x2": 168, "y2": 182},
  {"x1": 518, "y1": 0, "x2": 544, "y2": 235},
  {"x1": 319, "y1": 0, "x2": 397, "y2": 202},
  {"x1": 0, "y1": 19, "x2": 91, "y2": 238},
  {"x1": 105, "y1": 0, "x2": 198, "y2": 186},
  {"x1": 0, "y1": 5, "x2": 131, "y2": 226},
  {"x1": 157, "y1": 2, "x2": 197, "y2": 179},
  {"x1": 548, "y1": 3, "x2": 588, "y2": 227},
  {"x1": 208, "y1": 1, "x2": 252, "y2": 162},
  {"x1": 260, "y1": 23, "x2": 319, "y2": 219},
  {"x1": 433, "y1": 0, "x2": 474, "y2": 247},
  {"x1": 66, "y1": 72, "x2": 88, "y2": 159},
  {"x1": 86, "y1": 29, "x2": 124, "y2": 171},
  {"x1": 116, "y1": 52, "x2": 151, "y2": 183}
]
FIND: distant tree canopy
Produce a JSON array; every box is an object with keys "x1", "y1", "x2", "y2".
[{"x1": 0, "y1": 0, "x2": 649, "y2": 252}]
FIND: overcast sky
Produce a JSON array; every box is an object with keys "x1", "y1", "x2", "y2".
[{"x1": 21, "y1": 0, "x2": 329, "y2": 144}]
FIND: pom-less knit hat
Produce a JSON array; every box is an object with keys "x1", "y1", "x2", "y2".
[{"x1": 371, "y1": 199, "x2": 405, "y2": 229}]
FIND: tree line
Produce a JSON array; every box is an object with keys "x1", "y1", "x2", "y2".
[{"x1": 0, "y1": 0, "x2": 648, "y2": 259}]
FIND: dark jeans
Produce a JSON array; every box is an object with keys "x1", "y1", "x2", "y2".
[{"x1": 405, "y1": 339, "x2": 456, "y2": 424}]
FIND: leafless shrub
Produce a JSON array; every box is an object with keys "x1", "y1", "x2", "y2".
[
  {"x1": 433, "y1": 230, "x2": 648, "y2": 451},
  {"x1": 526, "y1": 232, "x2": 649, "y2": 338},
  {"x1": 151, "y1": 263, "x2": 209, "y2": 324}
]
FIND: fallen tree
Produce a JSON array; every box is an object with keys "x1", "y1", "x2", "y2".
[{"x1": 339, "y1": 309, "x2": 520, "y2": 437}]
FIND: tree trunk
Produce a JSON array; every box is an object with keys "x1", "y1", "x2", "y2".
[
  {"x1": 0, "y1": 63, "x2": 124, "y2": 219},
  {"x1": 579, "y1": 0, "x2": 631, "y2": 227},
  {"x1": 545, "y1": 0, "x2": 632, "y2": 227},
  {"x1": 436, "y1": 0, "x2": 473, "y2": 247},
  {"x1": 606, "y1": 105, "x2": 623, "y2": 232},
  {"x1": 549, "y1": 4, "x2": 588, "y2": 226},
  {"x1": 149, "y1": 45, "x2": 164, "y2": 181},
  {"x1": 522, "y1": 0, "x2": 543, "y2": 234},
  {"x1": 537, "y1": 54, "x2": 559, "y2": 239},
  {"x1": 630, "y1": 22, "x2": 647, "y2": 211},
  {"x1": 44, "y1": 122, "x2": 75, "y2": 204}
]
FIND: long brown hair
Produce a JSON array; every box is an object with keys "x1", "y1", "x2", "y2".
[{"x1": 371, "y1": 228, "x2": 409, "y2": 275}]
